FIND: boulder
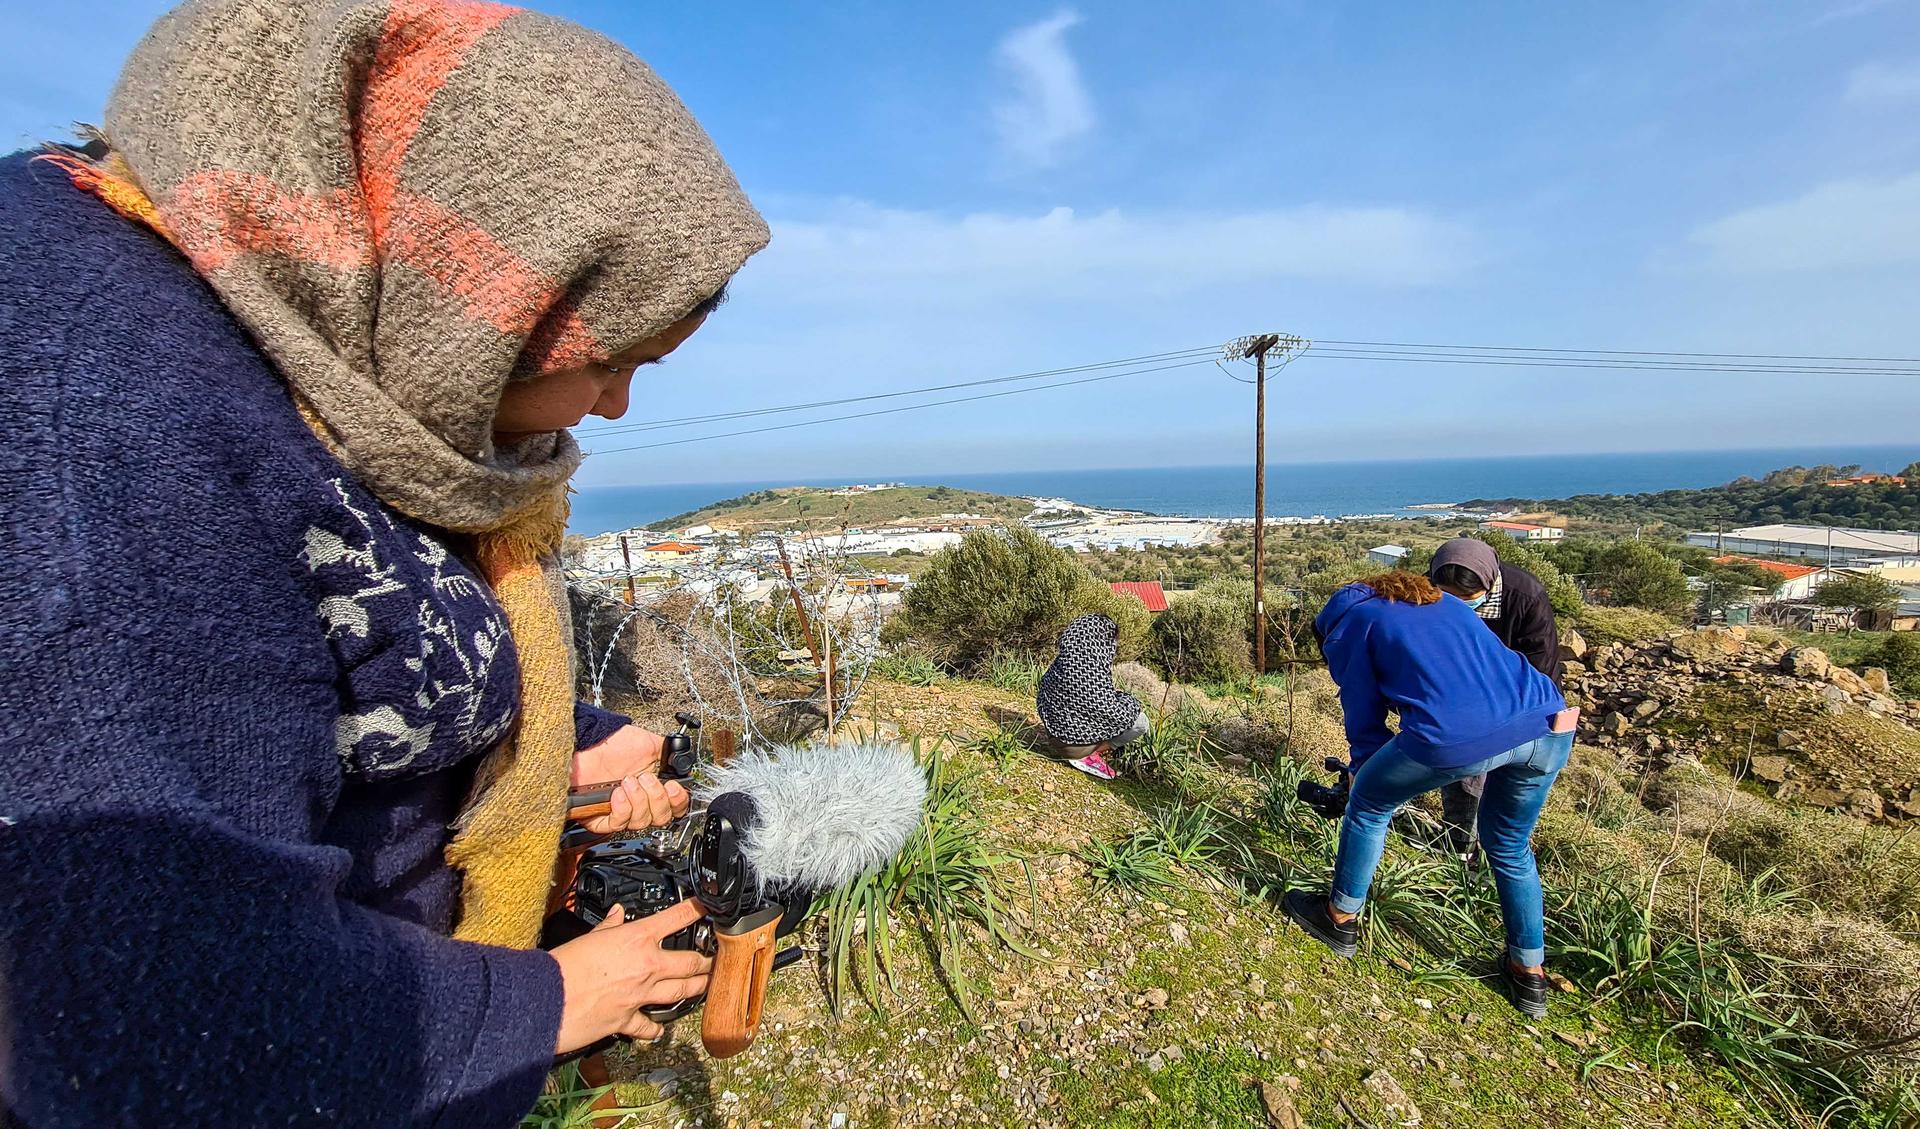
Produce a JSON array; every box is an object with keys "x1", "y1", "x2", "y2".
[
  {"x1": 1602, "y1": 711, "x2": 1631, "y2": 737},
  {"x1": 1631, "y1": 699, "x2": 1661, "y2": 720},
  {"x1": 1749, "y1": 755, "x2": 1791, "y2": 785},
  {"x1": 1843, "y1": 790, "x2": 1885, "y2": 821},
  {"x1": 1781, "y1": 647, "x2": 1832, "y2": 680},
  {"x1": 1827, "y1": 666, "x2": 1871, "y2": 696},
  {"x1": 1863, "y1": 667, "x2": 1893, "y2": 696},
  {"x1": 1671, "y1": 628, "x2": 1743, "y2": 661},
  {"x1": 1558, "y1": 629, "x2": 1588, "y2": 662}
]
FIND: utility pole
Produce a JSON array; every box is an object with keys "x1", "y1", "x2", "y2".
[
  {"x1": 619, "y1": 534, "x2": 637, "y2": 604},
  {"x1": 1222, "y1": 332, "x2": 1308, "y2": 679}
]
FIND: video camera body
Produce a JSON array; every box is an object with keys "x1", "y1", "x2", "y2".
[
  {"x1": 554, "y1": 787, "x2": 810, "y2": 1023},
  {"x1": 1296, "y1": 756, "x2": 1352, "y2": 820}
]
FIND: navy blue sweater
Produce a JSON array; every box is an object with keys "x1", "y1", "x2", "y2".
[
  {"x1": 1315, "y1": 583, "x2": 1566, "y2": 770},
  {"x1": 0, "y1": 153, "x2": 625, "y2": 1126}
]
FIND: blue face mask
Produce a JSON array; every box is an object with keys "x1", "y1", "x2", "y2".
[{"x1": 1462, "y1": 594, "x2": 1489, "y2": 610}]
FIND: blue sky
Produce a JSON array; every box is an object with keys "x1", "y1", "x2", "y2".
[{"x1": 7, "y1": 1, "x2": 1919, "y2": 486}]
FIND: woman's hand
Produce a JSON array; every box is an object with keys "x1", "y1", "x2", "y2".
[
  {"x1": 551, "y1": 899, "x2": 712, "y2": 1053},
  {"x1": 572, "y1": 724, "x2": 690, "y2": 834}
]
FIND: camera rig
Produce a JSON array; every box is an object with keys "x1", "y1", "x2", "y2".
[{"x1": 543, "y1": 715, "x2": 809, "y2": 1056}]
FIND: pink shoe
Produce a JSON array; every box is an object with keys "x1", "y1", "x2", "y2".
[{"x1": 1067, "y1": 750, "x2": 1118, "y2": 780}]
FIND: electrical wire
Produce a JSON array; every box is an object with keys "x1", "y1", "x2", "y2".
[
  {"x1": 579, "y1": 357, "x2": 1219, "y2": 455},
  {"x1": 576, "y1": 335, "x2": 1920, "y2": 455},
  {"x1": 1315, "y1": 339, "x2": 1920, "y2": 365},
  {"x1": 1303, "y1": 348, "x2": 1920, "y2": 377},
  {"x1": 573, "y1": 345, "x2": 1221, "y2": 439}
]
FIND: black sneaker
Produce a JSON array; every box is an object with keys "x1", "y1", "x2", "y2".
[
  {"x1": 1499, "y1": 960, "x2": 1549, "y2": 1019},
  {"x1": 1283, "y1": 890, "x2": 1358, "y2": 959}
]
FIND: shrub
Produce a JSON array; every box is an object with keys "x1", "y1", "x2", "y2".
[
  {"x1": 871, "y1": 652, "x2": 942, "y2": 686},
  {"x1": 1579, "y1": 539, "x2": 1692, "y2": 617},
  {"x1": 1149, "y1": 586, "x2": 1252, "y2": 683},
  {"x1": 1573, "y1": 602, "x2": 1677, "y2": 645},
  {"x1": 891, "y1": 526, "x2": 1145, "y2": 673},
  {"x1": 1873, "y1": 632, "x2": 1920, "y2": 695},
  {"x1": 1066, "y1": 581, "x2": 1152, "y2": 665},
  {"x1": 813, "y1": 741, "x2": 1034, "y2": 1018}
]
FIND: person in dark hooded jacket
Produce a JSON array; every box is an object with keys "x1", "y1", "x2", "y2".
[
  {"x1": 1426, "y1": 537, "x2": 1565, "y2": 859},
  {"x1": 1035, "y1": 614, "x2": 1146, "y2": 780}
]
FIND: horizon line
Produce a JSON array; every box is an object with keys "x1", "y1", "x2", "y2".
[{"x1": 576, "y1": 440, "x2": 1917, "y2": 492}]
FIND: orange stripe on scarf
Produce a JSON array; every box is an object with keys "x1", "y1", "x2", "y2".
[{"x1": 359, "y1": 0, "x2": 521, "y2": 249}]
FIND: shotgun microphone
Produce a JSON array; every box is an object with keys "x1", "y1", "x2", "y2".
[
  {"x1": 692, "y1": 739, "x2": 927, "y2": 894},
  {"x1": 687, "y1": 739, "x2": 925, "y2": 1057}
]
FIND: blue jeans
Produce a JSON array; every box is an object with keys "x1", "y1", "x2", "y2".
[{"x1": 1329, "y1": 732, "x2": 1574, "y2": 967}]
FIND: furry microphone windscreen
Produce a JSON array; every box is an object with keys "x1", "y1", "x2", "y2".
[{"x1": 693, "y1": 741, "x2": 928, "y2": 891}]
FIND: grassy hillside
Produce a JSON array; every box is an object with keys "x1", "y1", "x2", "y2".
[
  {"x1": 656, "y1": 484, "x2": 1037, "y2": 533},
  {"x1": 543, "y1": 635, "x2": 1918, "y2": 1128},
  {"x1": 1459, "y1": 461, "x2": 1920, "y2": 532}
]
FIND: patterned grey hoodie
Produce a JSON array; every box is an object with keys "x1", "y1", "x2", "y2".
[{"x1": 1037, "y1": 614, "x2": 1143, "y2": 746}]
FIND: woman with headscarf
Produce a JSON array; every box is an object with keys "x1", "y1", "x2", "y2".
[
  {"x1": 1035, "y1": 614, "x2": 1149, "y2": 780},
  {"x1": 0, "y1": 1, "x2": 766, "y2": 1123}
]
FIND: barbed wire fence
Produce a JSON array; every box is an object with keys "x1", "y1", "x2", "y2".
[{"x1": 565, "y1": 530, "x2": 894, "y2": 747}]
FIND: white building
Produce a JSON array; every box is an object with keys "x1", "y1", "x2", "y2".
[
  {"x1": 1478, "y1": 520, "x2": 1564, "y2": 542},
  {"x1": 1683, "y1": 524, "x2": 1920, "y2": 564},
  {"x1": 1367, "y1": 544, "x2": 1410, "y2": 567}
]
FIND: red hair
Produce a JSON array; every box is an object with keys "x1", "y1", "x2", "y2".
[{"x1": 1359, "y1": 572, "x2": 1442, "y2": 605}]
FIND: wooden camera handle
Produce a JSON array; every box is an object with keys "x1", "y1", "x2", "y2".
[{"x1": 700, "y1": 906, "x2": 782, "y2": 1058}]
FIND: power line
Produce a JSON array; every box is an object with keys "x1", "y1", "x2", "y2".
[
  {"x1": 574, "y1": 334, "x2": 1920, "y2": 456},
  {"x1": 1304, "y1": 348, "x2": 1920, "y2": 377},
  {"x1": 579, "y1": 357, "x2": 1218, "y2": 455},
  {"x1": 1315, "y1": 339, "x2": 1920, "y2": 366},
  {"x1": 574, "y1": 345, "x2": 1220, "y2": 439}
]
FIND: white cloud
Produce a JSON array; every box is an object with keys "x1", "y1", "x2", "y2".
[
  {"x1": 992, "y1": 10, "x2": 1095, "y2": 168},
  {"x1": 1685, "y1": 171, "x2": 1920, "y2": 273},
  {"x1": 1845, "y1": 59, "x2": 1920, "y2": 99},
  {"x1": 748, "y1": 200, "x2": 1475, "y2": 301}
]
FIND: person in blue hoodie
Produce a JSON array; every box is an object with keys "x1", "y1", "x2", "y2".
[{"x1": 1283, "y1": 571, "x2": 1576, "y2": 1017}]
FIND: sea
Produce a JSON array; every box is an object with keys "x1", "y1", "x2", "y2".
[{"x1": 568, "y1": 444, "x2": 1917, "y2": 536}]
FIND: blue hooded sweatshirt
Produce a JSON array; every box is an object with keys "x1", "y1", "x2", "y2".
[{"x1": 1314, "y1": 582, "x2": 1566, "y2": 770}]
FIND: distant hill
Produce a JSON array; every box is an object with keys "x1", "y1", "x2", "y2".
[
  {"x1": 1461, "y1": 461, "x2": 1920, "y2": 531},
  {"x1": 656, "y1": 484, "x2": 1036, "y2": 533}
]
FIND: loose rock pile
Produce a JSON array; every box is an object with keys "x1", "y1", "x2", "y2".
[{"x1": 1558, "y1": 626, "x2": 1920, "y2": 822}]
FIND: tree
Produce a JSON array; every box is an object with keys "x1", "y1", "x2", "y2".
[
  {"x1": 1696, "y1": 558, "x2": 1780, "y2": 611},
  {"x1": 1813, "y1": 572, "x2": 1901, "y2": 613},
  {"x1": 1581, "y1": 540, "x2": 1692, "y2": 617}
]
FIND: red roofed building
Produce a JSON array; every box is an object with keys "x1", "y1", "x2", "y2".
[
  {"x1": 1109, "y1": 581, "x2": 1169, "y2": 612},
  {"x1": 1711, "y1": 555, "x2": 1826, "y2": 600},
  {"x1": 639, "y1": 541, "x2": 705, "y2": 563}
]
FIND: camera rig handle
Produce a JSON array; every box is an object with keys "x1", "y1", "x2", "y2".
[
  {"x1": 565, "y1": 715, "x2": 701, "y2": 821},
  {"x1": 700, "y1": 903, "x2": 782, "y2": 1058}
]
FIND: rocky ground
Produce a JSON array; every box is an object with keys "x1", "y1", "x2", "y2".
[
  {"x1": 1560, "y1": 625, "x2": 1920, "y2": 822},
  {"x1": 563, "y1": 647, "x2": 1900, "y2": 1129}
]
